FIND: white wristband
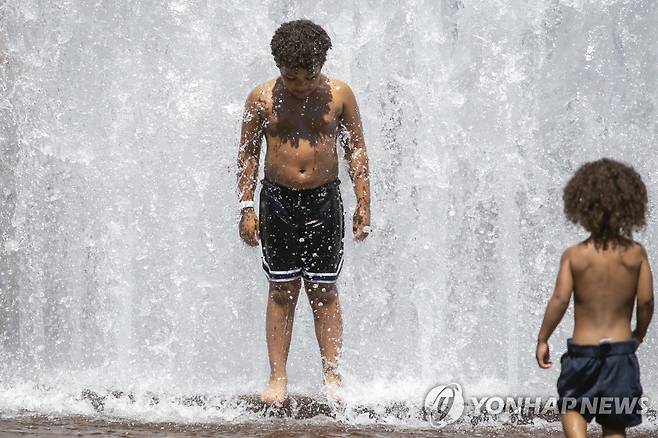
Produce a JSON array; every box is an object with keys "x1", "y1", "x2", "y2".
[{"x1": 240, "y1": 200, "x2": 254, "y2": 210}]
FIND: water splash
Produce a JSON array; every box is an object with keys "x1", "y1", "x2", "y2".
[{"x1": 0, "y1": 0, "x2": 656, "y2": 426}]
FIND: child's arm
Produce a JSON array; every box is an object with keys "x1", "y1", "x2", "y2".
[
  {"x1": 237, "y1": 87, "x2": 265, "y2": 246},
  {"x1": 536, "y1": 248, "x2": 574, "y2": 368},
  {"x1": 634, "y1": 245, "x2": 654, "y2": 346},
  {"x1": 338, "y1": 82, "x2": 371, "y2": 241}
]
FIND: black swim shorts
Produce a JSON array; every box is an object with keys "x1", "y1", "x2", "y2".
[
  {"x1": 557, "y1": 338, "x2": 643, "y2": 429},
  {"x1": 259, "y1": 178, "x2": 344, "y2": 283}
]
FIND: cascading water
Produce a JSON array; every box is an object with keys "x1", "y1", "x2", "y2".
[{"x1": 0, "y1": 0, "x2": 656, "y2": 427}]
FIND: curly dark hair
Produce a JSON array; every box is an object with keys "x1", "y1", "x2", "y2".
[
  {"x1": 270, "y1": 19, "x2": 332, "y2": 71},
  {"x1": 563, "y1": 158, "x2": 647, "y2": 248}
]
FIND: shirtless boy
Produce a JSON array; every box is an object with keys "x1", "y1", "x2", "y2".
[
  {"x1": 236, "y1": 20, "x2": 371, "y2": 404},
  {"x1": 536, "y1": 158, "x2": 654, "y2": 438}
]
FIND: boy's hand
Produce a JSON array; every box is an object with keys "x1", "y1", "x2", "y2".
[
  {"x1": 536, "y1": 340, "x2": 552, "y2": 369},
  {"x1": 239, "y1": 208, "x2": 259, "y2": 246},
  {"x1": 353, "y1": 202, "x2": 371, "y2": 241}
]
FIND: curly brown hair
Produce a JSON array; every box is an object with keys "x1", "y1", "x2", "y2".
[
  {"x1": 563, "y1": 158, "x2": 647, "y2": 248},
  {"x1": 270, "y1": 19, "x2": 332, "y2": 72}
]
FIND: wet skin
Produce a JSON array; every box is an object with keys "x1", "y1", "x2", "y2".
[
  {"x1": 236, "y1": 66, "x2": 371, "y2": 404},
  {"x1": 237, "y1": 66, "x2": 371, "y2": 245},
  {"x1": 536, "y1": 238, "x2": 653, "y2": 356},
  {"x1": 536, "y1": 238, "x2": 654, "y2": 438}
]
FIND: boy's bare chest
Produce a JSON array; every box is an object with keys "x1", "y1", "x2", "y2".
[
  {"x1": 267, "y1": 111, "x2": 338, "y2": 133},
  {"x1": 263, "y1": 95, "x2": 341, "y2": 147}
]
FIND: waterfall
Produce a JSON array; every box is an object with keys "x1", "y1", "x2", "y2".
[{"x1": 0, "y1": 0, "x2": 656, "y2": 423}]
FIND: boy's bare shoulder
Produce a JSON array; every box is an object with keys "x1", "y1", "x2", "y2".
[
  {"x1": 328, "y1": 78, "x2": 353, "y2": 94},
  {"x1": 567, "y1": 239, "x2": 647, "y2": 267},
  {"x1": 628, "y1": 240, "x2": 649, "y2": 261},
  {"x1": 327, "y1": 78, "x2": 360, "y2": 118},
  {"x1": 561, "y1": 243, "x2": 590, "y2": 269},
  {"x1": 248, "y1": 79, "x2": 278, "y2": 99},
  {"x1": 632, "y1": 240, "x2": 648, "y2": 253},
  {"x1": 328, "y1": 77, "x2": 351, "y2": 90},
  {"x1": 245, "y1": 79, "x2": 277, "y2": 111},
  {"x1": 562, "y1": 244, "x2": 581, "y2": 261},
  {"x1": 328, "y1": 77, "x2": 356, "y2": 99}
]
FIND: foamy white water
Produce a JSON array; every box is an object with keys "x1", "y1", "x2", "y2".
[{"x1": 0, "y1": 0, "x2": 656, "y2": 426}]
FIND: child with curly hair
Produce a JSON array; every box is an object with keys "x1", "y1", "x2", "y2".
[
  {"x1": 236, "y1": 19, "x2": 371, "y2": 404},
  {"x1": 536, "y1": 158, "x2": 654, "y2": 438}
]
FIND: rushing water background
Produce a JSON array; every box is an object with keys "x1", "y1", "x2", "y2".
[{"x1": 0, "y1": 0, "x2": 657, "y2": 426}]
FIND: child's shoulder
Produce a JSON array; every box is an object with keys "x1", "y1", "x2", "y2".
[
  {"x1": 327, "y1": 76, "x2": 349, "y2": 88},
  {"x1": 244, "y1": 79, "x2": 279, "y2": 114},
  {"x1": 559, "y1": 244, "x2": 581, "y2": 266},
  {"x1": 564, "y1": 239, "x2": 647, "y2": 262},
  {"x1": 248, "y1": 78, "x2": 277, "y2": 99},
  {"x1": 326, "y1": 77, "x2": 356, "y2": 99},
  {"x1": 628, "y1": 240, "x2": 649, "y2": 260}
]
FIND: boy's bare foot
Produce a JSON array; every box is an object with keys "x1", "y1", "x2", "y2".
[
  {"x1": 323, "y1": 369, "x2": 343, "y2": 403},
  {"x1": 260, "y1": 377, "x2": 287, "y2": 405}
]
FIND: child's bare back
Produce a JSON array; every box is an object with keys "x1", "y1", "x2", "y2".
[
  {"x1": 568, "y1": 239, "x2": 652, "y2": 345},
  {"x1": 536, "y1": 158, "x2": 654, "y2": 436}
]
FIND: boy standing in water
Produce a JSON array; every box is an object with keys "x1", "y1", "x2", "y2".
[
  {"x1": 236, "y1": 20, "x2": 371, "y2": 404},
  {"x1": 536, "y1": 159, "x2": 654, "y2": 438}
]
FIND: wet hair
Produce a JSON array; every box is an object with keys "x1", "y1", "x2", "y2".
[
  {"x1": 270, "y1": 19, "x2": 332, "y2": 72},
  {"x1": 563, "y1": 158, "x2": 647, "y2": 249}
]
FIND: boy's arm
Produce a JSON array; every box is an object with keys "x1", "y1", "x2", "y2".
[
  {"x1": 536, "y1": 248, "x2": 574, "y2": 368},
  {"x1": 634, "y1": 245, "x2": 654, "y2": 345},
  {"x1": 237, "y1": 87, "x2": 265, "y2": 246},
  {"x1": 338, "y1": 83, "x2": 371, "y2": 241}
]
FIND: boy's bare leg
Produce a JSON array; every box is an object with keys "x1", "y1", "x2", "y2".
[
  {"x1": 305, "y1": 281, "x2": 343, "y2": 401},
  {"x1": 561, "y1": 411, "x2": 587, "y2": 438},
  {"x1": 602, "y1": 426, "x2": 626, "y2": 438},
  {"x1": 261, "y1": 279, "x2": 301, "y2": 404}
]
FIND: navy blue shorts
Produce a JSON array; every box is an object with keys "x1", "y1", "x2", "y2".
[
  {"x1": 259, "y1": 178, "x2": 344, "y2": 284},
  {"x1": 557, "y1": 338, "x2": 643, "y2": 429}
]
